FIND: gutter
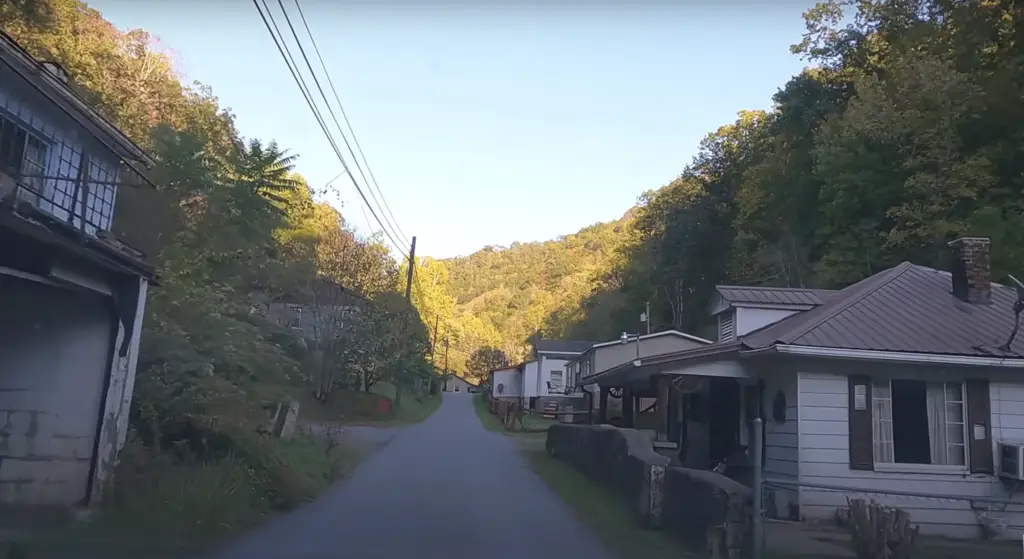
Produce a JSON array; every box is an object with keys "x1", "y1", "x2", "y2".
[{"x1": 752, "y1": 344, "x2": 1024, "y2": 368}]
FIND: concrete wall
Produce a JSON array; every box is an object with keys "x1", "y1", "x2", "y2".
[{"x1": 0, "y1": 277, "x2": 115, "y2": 505}]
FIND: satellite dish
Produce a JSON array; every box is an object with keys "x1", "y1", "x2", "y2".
[
  {"x1": 999, "y1": 274, "x2": 1024, "y2": 352},
  {"x1": 497, "y1": 383, "x2": 504, "y2": 394},
  {"x1": 1009, "y1": 274, "x2": 1024, "y2": 299}
]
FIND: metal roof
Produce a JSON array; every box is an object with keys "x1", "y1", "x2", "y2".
[
  {"x1": 716, "y1": 285, "x2": 835, "y2": 307},
  {"x1": 533, "y1": 339, "x2": 598, "y2": 354},
  {"x1": 741, "y1": 262, "x2": 1024, "y2": 358}
]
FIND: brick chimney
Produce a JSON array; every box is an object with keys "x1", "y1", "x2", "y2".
[{"x1": 949, "y1": 236, "x2": 991, "y2": 304}]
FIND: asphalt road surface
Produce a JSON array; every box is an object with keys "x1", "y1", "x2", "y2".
[{"x1": 206, "y1": 393, "x2": 614, "y2": 559}]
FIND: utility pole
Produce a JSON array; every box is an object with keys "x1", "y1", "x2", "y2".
[
  {"x1": 395, "y1": 236, "x2": 417, "y2": 410},
  {"x1": 404, "y1": 236, "x2": 417, "y2": 302},
  {"x1": 429, "y1": 314, "x2": 440, "y2": 395},
  {"x1": 430, "y1": 315, "x2": 439, "y2": 366},
  {"x1": 443, "y1": 337, "x2": 450, "y2": 375},
  {"x1": 645, "y1": 301, "x2": 651, "y2": 335}
]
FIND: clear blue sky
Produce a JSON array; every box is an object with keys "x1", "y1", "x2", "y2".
[{"x1": 89, "y1": 0, "x2": 815, "y2": 259}]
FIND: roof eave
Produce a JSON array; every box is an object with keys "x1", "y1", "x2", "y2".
[
  {"x1": 749, "y1": 344, "x2": 1024, "y2": 368},
  {"x1": 0, "y1": 33, "x2": 154, "y2": 169}
]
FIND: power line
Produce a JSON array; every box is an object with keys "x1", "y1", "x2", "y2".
[
  {"x1": 274, "y1": 0, "x2": 409, "y2": 250},
  {"x1": 292, "y1": 0, "x2": 410, "y2": 248},
  {"x1": 253, "y1": 0, "x2": 407, "y2": 257}
]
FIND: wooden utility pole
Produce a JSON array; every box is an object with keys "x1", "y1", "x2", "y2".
[
  {"x1": 430, "y1": 314, "x2": 439, "y2": 365},
  {"x1": 443, "y1": 337, "x2": 450, "y2": 375},
  {"x1": 395, "y1": 236, "x2": 417, "y2": 410}
]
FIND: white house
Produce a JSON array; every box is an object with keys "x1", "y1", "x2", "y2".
[
  {"x1": 566, "y1": 329, "x2": 712, "y2": 438},
  {"x1": 0, "y1": 32, "x2": 155, "y2": 508},
  {"x1": 531, "y1": 339, "x2": 595, "y2": 397},
  {"x1": 443, "y1": 375, "x2": 475, "y2": 393},
  {"x1": 584, "y1": 236, "x2": 1024, "y2": 540}
]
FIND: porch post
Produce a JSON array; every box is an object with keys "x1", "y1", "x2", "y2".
[
  {"x1": 623, "y1": 387, "x2": 635, "y2": 428},
  {"x1": 598, "y1": 386, "x2": 609, "y2": 424},
  {"x1": 656, "y1": 376, "x2": 670, "y2": 440}
]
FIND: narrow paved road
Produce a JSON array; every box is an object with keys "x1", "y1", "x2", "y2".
[{"x1": 207, "y1": 393, "x2": 615, "y2": 559}]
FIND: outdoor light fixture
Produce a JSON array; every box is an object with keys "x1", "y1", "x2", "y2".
[{"x1": 621, "y1": 331, "x2": 641, "y2": 360}]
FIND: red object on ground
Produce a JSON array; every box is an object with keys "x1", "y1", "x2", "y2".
[{"x1": 375, "y1": 397, "x2": 393, "y2": 417}]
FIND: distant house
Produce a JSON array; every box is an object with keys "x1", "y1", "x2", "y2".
[
  {"x1": 566, "y1": 329, "x2": 711, "y2": 434},
  {"x1": 0, "y1": 32, "x2": 157, "y2": 507},
  {"x1": 442, "y1": 375, "x2": 474, "y2": 393},
  {"x1": 255, "y1": 278, "x2": 366, "y2": 345},
  {"x1": 584, "y1": 237, "x2": 1024, "y2": 540}
]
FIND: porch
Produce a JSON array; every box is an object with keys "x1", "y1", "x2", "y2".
[{"x1": 583, "y1": 347, "x2": 762, "y2": 476}]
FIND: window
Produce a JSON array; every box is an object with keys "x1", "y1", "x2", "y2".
[
  {"x1": 549, "y1": 371, "x2": 563, "y2": 393},
  {"x1": 0, "y1": 114, "x2": 46, "y2": 201},
  {"x1": 872, "y1": 380, "x2": 967, "y2": 467},
  {"x1": 286, "y1": 305, "x2": 303, "y2": 328}
]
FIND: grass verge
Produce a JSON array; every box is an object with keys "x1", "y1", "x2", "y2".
[
  {"x1": 473, "y1": 393, "x2": 505, "y2": 432},
  {"x1": 521, "y1": 449, "x2": 696, "y2": 559},
  {"x1": 16, "y1": 433, "x2": 366, "y2": 559},
  {"x1": 298, "y1": 382, "x2": 441, "y2": 427}
]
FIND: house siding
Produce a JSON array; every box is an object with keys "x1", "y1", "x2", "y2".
[
  {"x1": 521, "y1": 361, "x2": 540, "y2": 399},
  {"x1": 0, "y1": 64, "x2": 119, "y2": 234},
  {"x1": 734, "y1": 307, "x2": 799, "y2": 337},
  {"x1": 536, "y1": 356, "x2": 573, "y2": 397},
  {"x1": 762, "y1": 369, "x2": 799, "y2": 520},
  {"x1": 796, "y1": 370, "x2": 1024, "y2": 539},
  {"x1": 491, "y1": 369, "x2": 521, "y2": 399}
]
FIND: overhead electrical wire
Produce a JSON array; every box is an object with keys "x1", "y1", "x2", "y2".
[
  {"x1": 253, "y1": 0, "x2": 408, "y2": 257},
  {"x1": 292, "y1": 0, "x2": 411, "y2": 248},
  {"x1": 272, "y1": 0, "x2": 409, "y2": 250}
]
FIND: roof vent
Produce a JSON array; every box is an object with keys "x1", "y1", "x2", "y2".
[{"x1": 40, "y1": 61, "x2": 69, "y2": 84}]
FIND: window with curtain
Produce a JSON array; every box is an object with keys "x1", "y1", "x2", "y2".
[{"x1": 872, "y1": 379, "x2": 967, "y2": 466}]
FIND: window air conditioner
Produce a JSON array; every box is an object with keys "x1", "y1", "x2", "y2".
[{"x1": 998, "y1": 442, "x2": 1024, "y2": 480}]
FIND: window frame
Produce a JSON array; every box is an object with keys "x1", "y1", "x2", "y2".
[
  {"x1": 549, "y1": 370, "x2": 563, "y2": 393},
  {"x1": 0, "y1": 111, "x2": 49, "y2": 203},
  {"x1": 870, "y1": 378, "x2": 970, "y2": 474}
]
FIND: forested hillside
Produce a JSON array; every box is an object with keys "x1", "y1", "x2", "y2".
[
  {"x1": 1, "y1": 0, "x2": 435, "y2": 541},
  {"x1": 407, "y1": 214, "x2": 635, "y2": 378},
  {"x1": 437, "y1": 0, "x2": 1024, "y2": 374}
]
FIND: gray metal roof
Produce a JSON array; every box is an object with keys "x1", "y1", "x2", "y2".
[
  {"x1": 741, "y1": 262, "x2": 1024, "y2": 358},
  {"x1": 533, "y1": 339, "x2": 597, "y2": 355},
  {"x1": 716, "y1": 285, "x2": 836, "y2": 307}
]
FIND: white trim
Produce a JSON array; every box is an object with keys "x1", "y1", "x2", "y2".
[
  {"x1": 732, "y1": 302, "x2": 816, "y2": 312},
  {"x1": 873, "y1": 463, "x2": 968, "y2": 476},
  {"x1": 772, "y1": 345, "x2": 1024, "y2": 368},
  {"x1": 536, "y1": 350, "x2": 586, "y2": 356},
  {"x1": 588, "y1": 329, "x2": 713, "y2": 350}
]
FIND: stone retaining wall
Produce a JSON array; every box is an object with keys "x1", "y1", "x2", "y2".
[{"x1": 546, "y1": 423, "x2": 752, "y2": 557}]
